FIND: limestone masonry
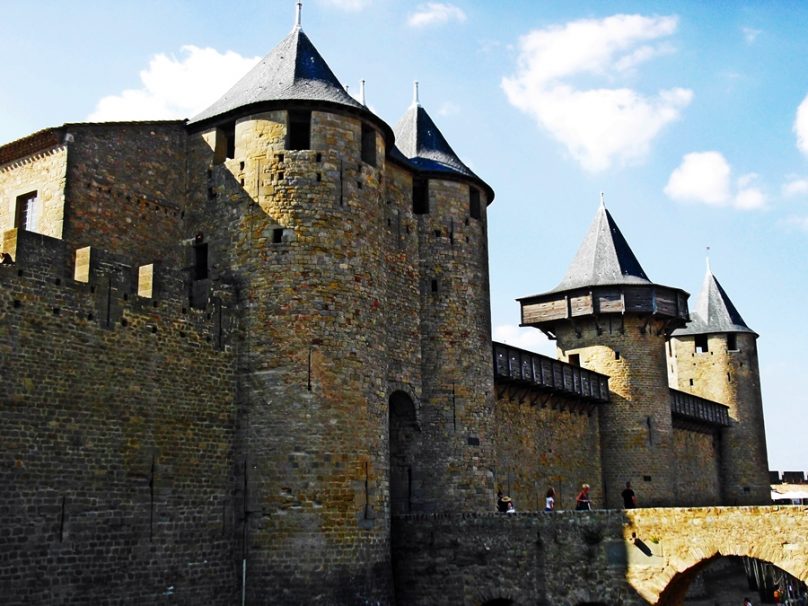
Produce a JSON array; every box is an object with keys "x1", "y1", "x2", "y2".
[{"x1": 0, "y1": 11, "x2": 773, "y2": 606}]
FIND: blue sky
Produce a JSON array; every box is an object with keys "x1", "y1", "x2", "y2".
[{"x1": 2, "y1": 1, "x2": 807, "y2": 471}]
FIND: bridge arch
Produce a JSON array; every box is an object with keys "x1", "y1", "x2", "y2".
[{"x1": 624, "y1": 506, "x2": 808, "y2": 604}]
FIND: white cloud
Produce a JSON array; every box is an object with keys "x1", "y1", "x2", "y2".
[
  {"x1": 795, "y1": 94, "x2": 808, "y2": 156},
  {"x1": 664, "y1": 151, "x2": 731, "y2": 205},
  {"x1": 742, "y1": 27, "x2": 761, "y2": 44},
  {"x1": 502, "y1": 14, "x2": 691, "y2": 172},
  {"x1": 782, "y1": 215, "x2": 808, "y2": 232},
  {"x1": 782, "y1": 177, "x2": 808, "y2": 197},
  {"x1": 664, "y1": 152, "x2": 766, "y2": 210},
  {"x1": 320, "y1": 0, "x2": 372, "y2": 11},
  {"x1": 88, "y1": 46, "x2": 260, "y2": 122},
  {"x1": 493, "y1": 324, "x2": 556, "y2": 357},
  {"x1": 407, "y1": 3, "x2": 466, "y2": 28}
]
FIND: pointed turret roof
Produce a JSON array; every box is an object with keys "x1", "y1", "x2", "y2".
[
  {"x1": 551, "y1": 202, "x2": 651, "y2": 292},
  {"x1": 189, "y1": 23, "x2": 366, "y2": 125},
  {"x1": 672, "y1": 267, "x2": 755, "y2": 336},
  {"x1": 392, "y1": 83, "x2": 494, "y2": 201}
]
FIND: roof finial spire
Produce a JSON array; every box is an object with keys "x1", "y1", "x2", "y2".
[
  {"x1": 412, "y1": 81, "x2": 420, "y2": 107},
  {"x1": 706, "y1": 246, "x2": 712, "y2": 273},
  {"x1": 295, "y1": 1, "x2": 303, "y2": 29},
  {"x1": 360, "y1": 79, "x2": 366, "y2": 106},
  {"x1": 600, "y1": 191, "x2": 606, "y2": 208}
]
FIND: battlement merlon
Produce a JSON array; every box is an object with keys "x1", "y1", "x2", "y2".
[{"x1": 1, "y1": 227, "x2": 233, "y2": 311}]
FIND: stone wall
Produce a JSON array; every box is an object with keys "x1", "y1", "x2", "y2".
[
  {"x1": 556, "y1": 316, "x2": 676, "y2": 507},
  {"x1": 0, "y1": 230, "x2": 238, "y2": 605},
  {"x1": 494, "y1": 396, "x2": 603, "y2": 512},
  {"x1": 0, "y1": 144, "x2": 67, "y2": 242},
  {"x1": 669, "y1": 332, "x2": 770, "y2": 504},
  {"x1": 392, "y1": 511, "x2": 646, "y2": 606},
  {"x1": 671, "y1": 428, "x2": 722, "y2": 506},
  {"x1": 61, "y1": 122, "x2": 186, "y2": 267}
]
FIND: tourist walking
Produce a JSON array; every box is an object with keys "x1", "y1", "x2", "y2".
[
  {"x1": 621, "y1": 481, "x2": 637, "y2": 509},
  {"x1": 544, "y1": 487, "x2": 556, "y2": 512},
  {"x1": 575, "y1": 483, "x2": 592, "y2": 511}
]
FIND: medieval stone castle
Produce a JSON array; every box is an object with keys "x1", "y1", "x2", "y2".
[{"x1": 0, "y1": 8, "x2": 771, "y2": 605}]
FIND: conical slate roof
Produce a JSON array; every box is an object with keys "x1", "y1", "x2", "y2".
[
  {"x1": 393, "y1": 102, "x2": 478, "y2": 180},
  {"x1": 672, "y1": 267, "x2": 755, "y2": 336},
  {"x1": 551, "y1": 202, "x2": 651, "y2": 292},
  {"x1": 189, "y1": 24, "x2": 366, "y2": 125}
]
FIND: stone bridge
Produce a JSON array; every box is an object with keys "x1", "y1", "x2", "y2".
[{"x1": 392, "y1": 506, "x2": 808, "y2": 605}]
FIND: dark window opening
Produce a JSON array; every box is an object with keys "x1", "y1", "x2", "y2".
[
  {"x1": 361, "y1": 123, "x2": 376, "y2": 166},
  {"x1": 569, "y1": 354, "x2": 580, "y2": 367},
  {"x1": 469, "y1": 188, "x2": 481, "y2": 220},
  {"x1": 431, "y1": 279, "x2": 438, "y2": 293},
  {"x1": 413, "y1": 179, "x2": 429, "y2": 214},
  {"x1": 288, "y1": 110, "x2": 311, "y2": 150},
  {"x1": 193, "y1": 242, "x2": 209, "y2": 280},
  {"x1": 695, "y1": 334, "x2": 709, "y2": 353},
  {"x1": 689, "y1": 378, "x2": 694, "y2": 386},
  {"x1": 614, "y1": 351, "x2": 621, "y2": 360},
  {"x1": 727, "y1": 333, "x2": 738, "y2": 351},
  {"x1": 223, "y1": 121, "x2": 236, "y2": 160},
  {"x1": 272, "y1": 228, "x2": 283, "y2": 244},
  {"x1": 15, "y1": 191, "x2": 37, "y2": 231}
]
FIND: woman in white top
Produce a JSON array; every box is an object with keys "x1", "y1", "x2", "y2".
[{"x1": 545, "y1": 487, "x2": 556, "y2": 512}]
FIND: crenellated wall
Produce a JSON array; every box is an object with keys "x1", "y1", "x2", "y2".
[{"x1": 0, "y1": 229, "x2": 238, "y2": 605}]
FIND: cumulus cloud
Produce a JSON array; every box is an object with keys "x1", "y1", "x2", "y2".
[
  {"x1": 320, "y1": 0, "x2": 372, "y2": 11},
  {"x1": 407, "y1": 3, "x2": 466, "y2": 28},
  {"x1": 502, "y1": 14, "x2": 691, "y2": 172},
  {"x1": 88, "y1": 46, "x2": 260, "y2": 122},
  {"x1": 492, "y1": 325, "x2": 555, "y2": 357},
  {"x1": 664, "y1": 152, "x2": 766, "y2": 210},
  {"x1": 795, "y1": 94, "x2": 808, "y2": 156},
  {"x1": 782, "y1": 177, "x2": 808, "y2": 197}
]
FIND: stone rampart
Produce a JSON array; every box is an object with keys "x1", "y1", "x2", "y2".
[{"x1": 0, "y1": 230, "x2": 238, "y2": 605}]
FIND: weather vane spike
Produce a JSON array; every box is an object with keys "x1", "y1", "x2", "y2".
[
  {"x1": 706, "y1": 246, "x2": 712, "y2": 272},
  {"x1": 413, "y1": 81, "x2": 420, "y2": 107},
  {"x1": 360, "y1": 79, "x2": 366, "y2": 106},
  {"x1": 600, "y1": 192, "x2": 605, "y2": 208},
  {"x1": 295, "y1": 1, "x2": 302, "y2": 29}
]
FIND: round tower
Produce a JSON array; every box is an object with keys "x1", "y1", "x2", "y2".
[
  {"x1": 392, "y1": 83, "x2": 496, "y2": 513},
  {"x1": 668, "y1": 263, "x2": 770, "y2": 505},
  {"x1": 518, "y1": 201, "x2": 689, "y2": 507},
  {"x1": 186, "y1": 10, "x2": 395, "y2": 603}
]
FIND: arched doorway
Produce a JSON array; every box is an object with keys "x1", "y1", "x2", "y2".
[{"x1": 389, "y1": 391, "x2": 418, "y2": 515}]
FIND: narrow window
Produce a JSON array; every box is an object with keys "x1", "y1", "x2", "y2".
[
  {"x1": 223, "y1": 121, "x2": 236, "y2": 160},
  {"x1": 469, "y1": 188, "x2": 481, "y2": 220},
  {"x1": 614, "y1": 351, "x2": 621, "y2": 360},
  {"x1": 413, "y1": 179, "x2": 428, "y2": 214},
  {"x1": 15, "y1": 191, "x2": 37, "y2": 232},
  {"x1": 727, "y1": 333, "x2": 738, "y2": 351},
  {"x1": 431, "y1": 279, "x2": 438, "y2": 293},
  {"x1": 193, "y1": 241, "x2": 208, "y2": 280},
  {"x1": 361, "y1": 123, "x2": 376, "y2": 166},
  {"x1": 272, "y1": 228, "x2": 283, "y2": 244},
  {"x1": 288, "y1": 110, "x2": 311, "y2": 150},
  {"x1": 695, "y1": 334, "x2": 708, "y2": 353},
  {"x1": 568, "y1": 354, "x2": 580, "y2": 367}
]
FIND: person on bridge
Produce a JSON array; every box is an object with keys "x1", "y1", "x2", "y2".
[
  {"x1": 621, "y1": 481, "x2": 637, "y2": 509},
  {"x1": 575, "y1": 484, "x2": 591, "y2": 511},
  {"x1": 545, "y1": 487, "x2": 556, "y2": 512}
]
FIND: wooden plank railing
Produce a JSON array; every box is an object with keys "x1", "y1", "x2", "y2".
[
  {"x1": 670, "y1": 389, "x2": 730, "y2": 427},
  {"x1": 492, "y1": 342, "x2": 610, "y2": 403}
]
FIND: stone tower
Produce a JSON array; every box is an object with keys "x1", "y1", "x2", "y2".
[
  {"x1": 393, "y1": 85, "x2": 496, "y2": 513},
  {"x1": 518, "y1": 202, "x2": 689, "y2": 507},
  {"x1": 185, "y1": 13, "x2": 397, "y2": 603},
  {"x1": 668, "y1": 264, "x2": 770, "y2": 504}
]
